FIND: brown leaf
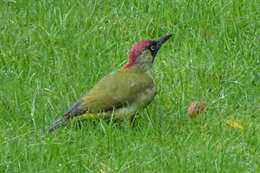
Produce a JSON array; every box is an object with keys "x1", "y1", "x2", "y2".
[{"x1": 187, "y1": 101, "x2": 206, "y2": 118}]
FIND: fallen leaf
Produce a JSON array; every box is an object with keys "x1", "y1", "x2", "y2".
[
  {"x1": 187, "y1": 101, "x2": 206, "y2": 118},
  {"x1": 200, "y1": 29, "x2": 213, "y2": 38},
  {"x1": 226, "y1": 119, "x2": 244, "y2": 130},
  {"x1": 100, "y1": 169, "x2": 107, "y2": 173},
  {"x1": 213, "y1": 143, "x2": 222, "y2": 152}
]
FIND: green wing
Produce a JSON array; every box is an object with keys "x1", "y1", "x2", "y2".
[{"x1": 66, "y1": 68, "x2": 154, "y2": 116}]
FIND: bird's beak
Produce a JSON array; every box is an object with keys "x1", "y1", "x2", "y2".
[{"x1": 155, "y1": 34, "x2": 172, "y2": 50}]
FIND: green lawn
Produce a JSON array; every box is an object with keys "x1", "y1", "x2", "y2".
[{"x1": 0, "y1": 0, "x2": 259, "y2": 172}]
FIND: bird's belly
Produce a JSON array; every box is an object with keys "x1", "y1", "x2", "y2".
[{"x1": 110, "y1": 85, "x2": 156, "y2": 119}]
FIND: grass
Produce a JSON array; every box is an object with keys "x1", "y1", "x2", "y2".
[{"x1": 0, "y1": 0, "x2": 259, "y2": 172}]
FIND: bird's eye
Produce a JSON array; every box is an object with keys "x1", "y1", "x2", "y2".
[{"x1": 150, "y1": 45, "x2": 156, "y2": 51}]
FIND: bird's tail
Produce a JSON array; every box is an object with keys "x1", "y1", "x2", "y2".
[{"x1": 48, "y1": 116, "x2": 68, "y2": 133}]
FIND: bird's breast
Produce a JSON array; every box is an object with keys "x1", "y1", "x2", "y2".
[{"x1": 136, "y1": 85, "x2": 156, "y2": 106}]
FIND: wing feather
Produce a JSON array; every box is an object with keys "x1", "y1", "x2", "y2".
[{"x1": 66, "y1": 68, "x2": 154, "y2": 117}]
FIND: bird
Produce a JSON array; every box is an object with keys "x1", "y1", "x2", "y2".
[{"x1": 48, "y1": 34, "x2": 172, "y2": 132}]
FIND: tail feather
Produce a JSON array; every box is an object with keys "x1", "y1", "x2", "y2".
[{"x1": 48, "y1": 116, "x2": 68, "y2": 133}]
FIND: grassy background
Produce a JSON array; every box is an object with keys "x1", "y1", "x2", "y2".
[{"x1": 0, "y1": 0, "x2": 259, "y2": 172}]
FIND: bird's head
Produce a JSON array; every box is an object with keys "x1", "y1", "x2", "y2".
[{"x1": 124, "y1": 34, "x2": 172, "y2": 69}]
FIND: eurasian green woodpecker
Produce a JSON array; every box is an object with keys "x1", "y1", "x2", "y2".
[{"x1": 48, "y1": 34, "x2": 172, "y2": 132}]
